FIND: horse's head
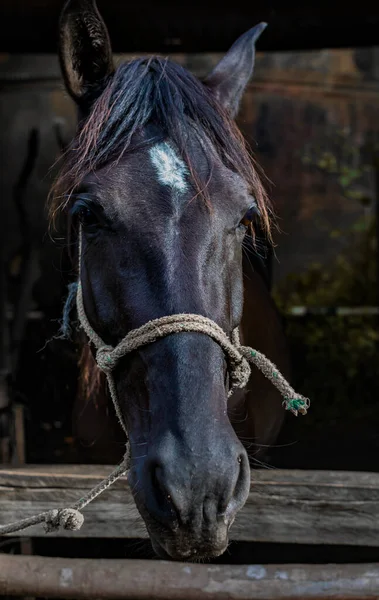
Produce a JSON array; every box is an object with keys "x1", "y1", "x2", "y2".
[{"x1": 54, "y1": 0, "x2": 271, "y2": 561}]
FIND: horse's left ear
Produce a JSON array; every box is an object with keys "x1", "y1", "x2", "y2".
[
  {"x1": 204, "y1": 22, "x2": 267, "y2": 118},
  {"x1": 59, "y1": 0, "x2": 114, "y2": 105}
]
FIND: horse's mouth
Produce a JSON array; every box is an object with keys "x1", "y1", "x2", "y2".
[{"x1": 150, "y1": 534, "x2": 228, "y2": 562}]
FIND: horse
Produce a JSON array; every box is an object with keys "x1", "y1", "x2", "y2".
[{"x1": 51, "y1": 0, "x2": 290, "y2": 561}]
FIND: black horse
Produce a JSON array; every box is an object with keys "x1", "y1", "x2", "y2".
[{"x1": 51, "y1": 0, "x2": 290, "y2": 561}]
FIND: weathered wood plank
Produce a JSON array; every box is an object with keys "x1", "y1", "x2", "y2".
[
  {"x1": 2, "y1": 555, "x2": 379, "y2": 599},
  {"x1": 1, "y1": 466, "x2": 379, "y2": 544}
]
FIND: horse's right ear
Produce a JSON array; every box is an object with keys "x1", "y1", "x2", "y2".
[{"x1": 59, "y1": 0, "x2": 114, "y2": 105}]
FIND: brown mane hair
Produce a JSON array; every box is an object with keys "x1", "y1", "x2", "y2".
[{"x1": 49, "y1": 56, "x2": 272, "y2": 239}]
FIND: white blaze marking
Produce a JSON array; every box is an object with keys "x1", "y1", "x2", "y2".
[{"x1": 149, "y1": 142, "x2": 188, "y2": 192}]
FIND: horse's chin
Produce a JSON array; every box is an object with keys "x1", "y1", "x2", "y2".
[{"x1": 150, "y1": 535, "x2": 228, "y2": 562}]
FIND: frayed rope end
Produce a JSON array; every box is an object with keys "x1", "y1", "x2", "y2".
[
  {"x1": 56, "y1": 281, "x2": 79, "y2": 340},
  {"x1": 282, "y1": 396, "x2": 310, "y2": 416}
]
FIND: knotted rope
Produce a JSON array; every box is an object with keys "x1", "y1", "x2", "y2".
[
  {"x1": 0, "y1": 234, "x2": 309, "y2": 537},
  {"x1": 0, "y1": 455, "x2": 129, "y2": 535},
  {"x1": 76, "y1": 282, "x2": 309, "y2": 417}
]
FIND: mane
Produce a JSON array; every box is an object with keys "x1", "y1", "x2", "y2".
[{"x1": 49, "y1": 56, "x2": 272, "y2": 238}]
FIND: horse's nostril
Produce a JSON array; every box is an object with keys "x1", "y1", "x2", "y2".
[
  {"x1": 234, "y1": 450, "x2": 250, "y2": 500},
  {"x1": 151, "y1": 464, "x2": 169, "y2": 510},
  {"x1": 221, "y1": 449, "x2": 250, "y2": 524},
  {"x1": 148, "y1": 462, "x2": 180, "y2": 523}
]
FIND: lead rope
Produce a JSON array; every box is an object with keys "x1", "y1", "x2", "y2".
[{"x1": 0, "y1": 232, "x2": 309, "y2": 537}]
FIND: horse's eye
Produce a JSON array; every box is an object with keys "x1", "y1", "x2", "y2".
[
  {"x1": 79, "y1": 206, "x2": 98, "y2": 226},
  {"x1": 240, "y1": 205, "x2": 258, "y2": 228},
  {"x1": 76, "y1": 205, "x2": 99, "y2": 230},
  {"x1": 71, "y1": 197, "x2": 107, "y2": 234}
]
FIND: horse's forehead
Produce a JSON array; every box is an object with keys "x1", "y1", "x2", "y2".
[
  {"x1": 92, "y1": 138, "x2": 248, "y2": 215},
  {"x1": 137, "y1": 141, "x2": 246, "y2": 195}
]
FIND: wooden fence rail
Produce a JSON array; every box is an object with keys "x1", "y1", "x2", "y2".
[
  {"x1": 1, "y1": 555, "x2": 379, "y2": 599},
  {"x1": 1, "y1": 466, "x2": 379, "y2": 545}
]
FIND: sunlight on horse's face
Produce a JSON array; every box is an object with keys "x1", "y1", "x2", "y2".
[
  {"x1": 76, "y1": 137, "x2": 253, "y2": 560},
  {"x1": 58, "y1": 0, "x2": 268, "y2": 560}
]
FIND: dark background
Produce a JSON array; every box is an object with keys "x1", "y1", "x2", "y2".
[{"x1": 2, "y1": 2, "x2": 379, "y2": 53}]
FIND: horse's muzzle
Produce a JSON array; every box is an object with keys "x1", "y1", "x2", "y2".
[{"x1": 129, "y1": 436, "x2": 250, "y2": 561}]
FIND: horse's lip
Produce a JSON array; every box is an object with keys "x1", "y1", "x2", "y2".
[
  {"x1": 150, "y1": 535, "x2": 228, "y2": 562},
  {"x1": 150, "y1": 537, "x2": 176, "y2": 560},
  {"x1": 151, "y1": 537, "x2": 198, "y2": 561}
]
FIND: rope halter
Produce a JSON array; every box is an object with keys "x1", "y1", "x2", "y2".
[{"x1": 76, "y1": 281, "x2": 310, "y2": 422}]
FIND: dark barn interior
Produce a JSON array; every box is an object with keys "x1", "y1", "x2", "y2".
[
  {"x1": 2, "y1": 2, "x2": 379, "y2": 53},
  {"x1": 1, "y1": 1, "x2": 379, "y2": 596}
]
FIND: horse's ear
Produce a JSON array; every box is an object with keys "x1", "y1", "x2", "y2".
[
  {"x1": 204, "y1": 22, "x2": 267, "y2": 118},
  {"x1": 59, "y1": 0, "x2": 114, "y2": 105}
]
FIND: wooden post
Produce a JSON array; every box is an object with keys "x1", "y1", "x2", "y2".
[
  {"x1": 1, "y1": 555, "x2": 379, "y2": 599},
  {"x1": 11, "y1": 403, "x2": 25, "y2": 465},
  {"x1": 0, "y1": 243, "x2": 11, "y2": 464},
  {"x1": 374, "y1": 154, "x2": 379, "y2": 308}
]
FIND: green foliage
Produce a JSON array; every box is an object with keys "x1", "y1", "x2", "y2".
[
  {"x1": 284, "y1": 315, "x2": 379, "y2": 425},
  {"x1": 273, "y1": 217, "x2": 377, "y2": 310},
  {"x1": 301, "y1": 127, "x2": 376, "y2": 205},
  {"x1": 280, "y1": 313, "x2": 379, "y2": 430},
  {"x1": 273, "y1": 218, "x2": 378, "y2": 427},
  {"x1": 274, "y1": 129, "x2": 378, "y2": 427}
]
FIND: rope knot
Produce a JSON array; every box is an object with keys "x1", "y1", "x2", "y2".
[
  {"x1": 44, "y1": 508, "x2": 84, "y2": 533},
  {"x1": 96, "y1": 346, "x2": 117, "y2": 372},
  {"x1": 228, "y1": 352, "x2": 251, "y2": 396}
]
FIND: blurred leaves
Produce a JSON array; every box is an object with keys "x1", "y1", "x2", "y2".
[
  {"x1": 301, "y1": 127, "x2": 376, "y2": 206},
  {"x1": 273, "y1": 216, "x2": 377, "y2": 309},
  {"x1": 280, "y1": 314, "x2": 379, "y2": 427},
  {"x1": 274, "y1": 128, "x2": 379, "y2": 427}
]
